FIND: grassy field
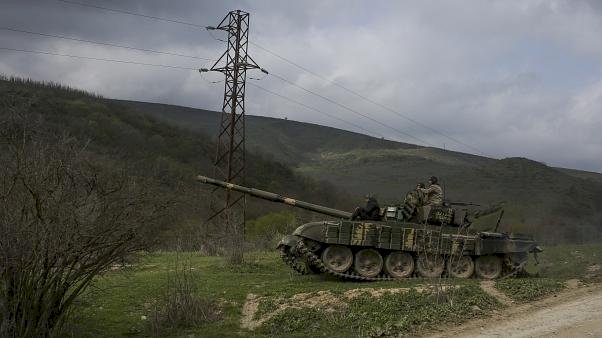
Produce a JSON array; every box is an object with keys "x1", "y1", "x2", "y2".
[
  {"x1": 71, "y1": 244, "x2": 601, "y2": 337},
  {"x1": 525, "y1": 243, "x2": 602, "y2": 278}
]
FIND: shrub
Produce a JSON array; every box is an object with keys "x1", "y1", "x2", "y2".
[
  {"x1": 246, "y1": 212, "x2": 297, "y2": 250},
  {"x1": 148, "y1": 254, "x2": 222, "y2": 336},
  {"x1": 0, "y1": 117, "x2": 165, "y2": 337}
]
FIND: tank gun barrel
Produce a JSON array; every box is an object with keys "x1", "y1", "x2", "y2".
[{"x1": 196, "y1": 175, "x2": 352, "y2": 219}]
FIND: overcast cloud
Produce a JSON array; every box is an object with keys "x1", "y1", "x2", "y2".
[{"x1": 1, "y1": 0, "x2": 601, "y2": 172}]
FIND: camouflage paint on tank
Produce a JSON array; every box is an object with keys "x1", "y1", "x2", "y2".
[{"x1": 197, "y1": 175, "x2": 541, "y2": 280}]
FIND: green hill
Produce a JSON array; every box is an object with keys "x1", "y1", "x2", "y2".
[
  {"x1": 2, "y1": 77, "x2": 600, "y2": 244},
  {"x1": 119, "y1": 100, "x2": 602, "y2": 244},
  {"x1": 0, "y1": 77, "x2": 352, "y2": 250}
]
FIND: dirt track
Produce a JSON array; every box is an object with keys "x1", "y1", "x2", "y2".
[{"x1": 425, "y1": 282, "x2": 602, "y2": 338}]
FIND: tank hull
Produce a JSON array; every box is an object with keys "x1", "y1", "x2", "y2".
[{"x1": 278, "y1": 219, "x2": 540, "y2": 280}]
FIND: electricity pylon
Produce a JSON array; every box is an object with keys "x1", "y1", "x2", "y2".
[{"x1": 200, "y1": 10, "x2": 266, "y2": 264}]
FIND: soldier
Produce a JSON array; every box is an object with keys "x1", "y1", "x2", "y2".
[
  {"x1": 399, "y1": 185, "x2": 423, "y2": 221},
  {"x1": 351, "y1": 195, "x2": 381, "y2": 220},
  {"x1": 415, "y1": 182, "x2": 426, "y2": 202},
  {"x1": 418, "y1": 176, "x2": 444, "y2": 206}
]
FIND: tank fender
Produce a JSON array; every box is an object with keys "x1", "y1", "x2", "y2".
[
  {"x1": 276, "y1": 235, "x2": 302, "y2": 249},
  {"x1": 292, "y1": 221, "x2": 333, "y2": 242}
]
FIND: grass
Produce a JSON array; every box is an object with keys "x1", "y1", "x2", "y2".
[
  {"x1": 525, "y1": 243, "x2": 602, "y2": 278},
  {"x1": 495, "y1": 278, "x2": 564, "y2": 302},
  {"x1": 258, "y1": 285, "x2": 498, "y2": 337},
  {"x1": 71, "y1": 252, "x2": 489, "y2": 337},
  {"x1": 70, "y1": 243, "x2": 601, "y2": 337}
]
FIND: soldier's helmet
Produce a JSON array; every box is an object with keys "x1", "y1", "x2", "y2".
[{"x1": 429, "y1": 176, "x2": 438, "y2": 184}]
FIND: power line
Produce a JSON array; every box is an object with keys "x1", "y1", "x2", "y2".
[
  {"x1": 1, "y1": 45, "x2": 396, "y2": 143},
  {"x1": 1, "y1": 45, "x2": 392, "y2": 144},
  {"x1": 0, "y1": 43, "x2": 384, "y2": 142},
  {"x1": 252, "y1": 42, "x2": 487, "y2": 155},
  {"x1": 248, "y1": 82, "x2": 385, "y2": 139},
  {"x1": 56, "y1": 0, "x2": 206, "y2": 28},
  {"x1": 52, "y1": 0, "x2": 478, "y2": 151},
  {"x1": 54, "y1": 0, "x2": 432, "y2": 146},
  {"x1": 1, "y1": 27, "x2": 214, "y2": 61},
  {"x1": 269, "y1": 72, "x2": 435, "y2": 147},
  {"x1": 0, "y1": 47, "x2": 197, "y2": 70}
]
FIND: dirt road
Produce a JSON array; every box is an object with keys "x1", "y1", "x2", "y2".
[{"x1": 425, "y1": 282, "x2": 602, "y2": 338}]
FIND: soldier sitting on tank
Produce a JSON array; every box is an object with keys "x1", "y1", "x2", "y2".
[
  {"x1": 398, "y1": 184, "x2": 424, "y2": 221},
  {"x1": 418, "y1": 176, "x2": 444, "y2": 206},
  {"x1": 351, "y1": 195, "x2": 381, "y2": 220}
]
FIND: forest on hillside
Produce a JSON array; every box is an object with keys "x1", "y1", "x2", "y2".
[{"x1": 0, "y1": 76, "x2": 351, "y2": 252}]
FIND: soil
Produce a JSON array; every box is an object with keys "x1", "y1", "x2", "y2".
[
  {"x1": 423, "y1": 281, "x2": 602, "y2": 338},
  {"x1": 239, "y1": 286, "x2": 455, "y2": 331},
  {"x1": 479, "y1": 280, "x2": 514, "y2": 306}
]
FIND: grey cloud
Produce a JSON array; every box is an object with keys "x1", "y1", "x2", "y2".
[{"x1": 1, "y1": 0, "x2": 601, "y2": 172}]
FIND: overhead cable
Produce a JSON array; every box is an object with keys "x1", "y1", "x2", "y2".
[
  {"x1": 1, "y1": 46, "x2": 387, "y2": 141},
  {"x1": 56, "y1": 0, "x2": 206, "y2": 28},
  {"x1": 249, "y1": 82, "x2": 385, "y2": 139},
  {"x1": 269, "y1": 72, "x2": 434, "y2": 147},
  {"x1": 48, "y1": 1, "x2": 473, "y2": 150},
  {"x1": 1, "y1": 27, "x2": 214, "y2": 61},
  {"x1": 0, "y1": 47, "x2": 197, "y2": 70},
  {"x1": 252, "y1": 42, "x2": 486, "y2": 155}
]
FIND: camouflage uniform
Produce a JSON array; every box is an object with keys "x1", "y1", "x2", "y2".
[
  {"x1": 400, "y1": 190, "x2": 422, "y2": 221},
  {"x1": 351, "y1": 196, "x2": 381, "y2": 220},
  {"x1": 418, "y1": 184, "x2": 443, "y2": 206}
]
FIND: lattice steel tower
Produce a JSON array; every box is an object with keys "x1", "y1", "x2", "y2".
[{"x1": 201, "y1": 10, "x2": 264, "y2": 263}]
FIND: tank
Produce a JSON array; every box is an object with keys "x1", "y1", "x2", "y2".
[{"x1": 197, "y1": 175, "x2": 541, "y2": 280}]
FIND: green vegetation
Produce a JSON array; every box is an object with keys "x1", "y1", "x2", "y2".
[
  {"x1": 71, "y1": 252, "x2": 498, "y2": 337},
  {"x1": 3, "y1": 76, "x2": 601, "y2": 246},
  {"x1": 495, "y1": 278, "x2": 564, "y2": 302},
  {"x1": 495, "y1": 243, "x2": 602, "y2": 302},
  {"x1": 69, "y1": 243, "x2": 601, "y2": 337},
  {"x1": 123, "y1": 97, "x2": 602, "y2": 245},
  {"x1": 527, "y1": 243, "x2": 602, "y2": 278},
  {"x1": 259, "y1": 285, "x2": 498, "y2": 337},
  {"x1": 3, "y1": 76, "x2": 601, "y2": 336},
  {"x1": 246, "y1": 212, "x2": 296, "y2": 240},
  {"x1": 0, "y1": 77, "x2": 350, "y2": 251}
]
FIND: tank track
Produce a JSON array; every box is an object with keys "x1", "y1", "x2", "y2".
[
  {"x1": 293, "y1": 239, "x2": 525, "y2": 281},
  {"x1": 279, "y1": 246, "x2": 311, "y2": 275},
  {"x1": 500, "y1": 259, "x2": 528, "y2": 279},
  {"x1": 296, "y1": 240, "x2": 394, "y2": 281}
]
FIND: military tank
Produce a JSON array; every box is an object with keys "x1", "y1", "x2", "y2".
[{"x1": 197, "y1": 175, "x2": 541, "y2": 280}]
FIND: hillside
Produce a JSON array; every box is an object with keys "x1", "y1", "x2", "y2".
[
  {"x1": 2, "y1": 78, "x2": 601, "y2": 244},
  {"x1": 117, "y1": 100, "x2": 418, "y2": 165},
  {"x1": 0, "y1": 77, "x2": 352, "y2": 249},
  {"x1": 120, "y1": 100, "x2": 602, "y2": 244}
]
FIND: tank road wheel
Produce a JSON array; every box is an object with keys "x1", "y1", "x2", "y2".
[
  {"x1": 354, "y1": 249, "x2": 384, "y2": 278},
  {"x1": 447, "y1": 256, "x2": 475, "y2": 278},
  {"x1": 321, "y1": 245, "x2": 353, "y2": 273},
  {"x1": 475, "y1": 255, "x2": 502, "y2": 279},
  {"x1": 384, "y1": 252, "x2": 415, "y2": 278},
  {"x1": 416, "y1": 253, "x2": 445, "y2": 278}
]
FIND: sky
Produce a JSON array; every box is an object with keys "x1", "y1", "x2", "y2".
[{"x1": 1, "y1": 0, "x2": 601, "y2": 172}]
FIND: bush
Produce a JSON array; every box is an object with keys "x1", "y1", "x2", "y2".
[
  {"x1": 148, "y1": 254, "x2": 222, "y2": 336},
  {"x1": 245, "y1": 212, "x2": 297, "y2": 250},
  {"x1": 0, "y1": 117, "x2": 166, "y2": 336}
]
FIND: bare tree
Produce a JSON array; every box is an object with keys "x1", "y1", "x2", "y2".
[{"x1": 0, "y1": 120, "x2": 164, "y2": 336}]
